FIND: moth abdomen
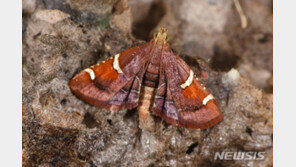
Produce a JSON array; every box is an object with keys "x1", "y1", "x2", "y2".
[
  {"x1": 143, "y1": 72, "x2": 159, "y2": 88},
  {"x1": 137, "y1": 86, "x2": 156, "y2": 120}
]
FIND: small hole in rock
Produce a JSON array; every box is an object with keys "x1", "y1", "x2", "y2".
[
  {"x1": 77, "y1": 153, "x2": 87, "y2": 161},
  {"x1": 246, "y1": 126, "x2": 253, "y2": 136},
  {"x1": 148, "y1": 163, "x2": 155, "y2": 167},
  {"x1": 258, "y1": 33, "x2": 271, "y2": 43},
  {"x1": 33, "y1": 32, "x2": 41, "y2": 39},
  {"x1": 62, "y1": 53, "x2": 68, "y2": 58},
  {"x1": 186, "y1": 142, "x2": 198, "y2": 154},
  {"x1": 50, "y1": 157, "x2": 66, "y2": 166},
  {"x1": 264, "y1": 119, "x2": 268, "y2": 125},
  {"x1": 60, "y1": 99, "x2": 67, "y2": 105},
  {"x1": 131, "y1": 1, "x2": 166, "y2": 41},
  {"x1": 82, "y1": 112, "x2": 100, "y2": 128},
  {"x1": 107, "y1": 119, "x2": 113, "y2": 126},
  {"x1": 124, "y1": 108, "x2": 137, "y2": 119},
  {"x1": 210, "y1": 47, "x2": 239, "y2": 72}
]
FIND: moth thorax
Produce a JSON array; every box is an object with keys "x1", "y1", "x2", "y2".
[{"x1": 137, "y1": 86, "x2": 155, "y2": 120}]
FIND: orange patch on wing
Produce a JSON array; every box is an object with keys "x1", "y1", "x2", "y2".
[
  {"x1": 182, "y1": 83, "x2": 198, "y2": 99},
  {"x1": 68, "y1": 71, "x2": 92, "y2": 88},
  {"x1": 182, "y1": 81, "x2": 208, "y2": 100},
  {"x1": 93, "y1": 58, "x2": 119, "y2": 81},
  {"x1": 81, "y1": 71, "x2": 93, "y2": 82}
]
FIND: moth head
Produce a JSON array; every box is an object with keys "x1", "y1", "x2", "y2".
[{"x1": 154, "y1": 27, "x2": 168, "y2": 44}]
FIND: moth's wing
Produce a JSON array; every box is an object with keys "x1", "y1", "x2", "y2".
[
  {"x1": 68, "y1": 42, "x2": 151, "y2": 111},
  {"x1": 106, "y1": 66, "x2": 146, "y2": 110},
  {"x1": 151, "y1": 69, "x2": 180, "y2": 126},
  {"x1": 156, "y1": 47, "x2": 223, "y2": 129}
]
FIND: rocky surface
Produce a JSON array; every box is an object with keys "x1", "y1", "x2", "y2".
[{"x1": 22, "y1": 0, "x2": 273, "y2": 166}]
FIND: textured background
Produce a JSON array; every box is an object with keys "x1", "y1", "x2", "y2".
[{"x1": 22, "y1": 0, "x2": 273, "y2": 166}]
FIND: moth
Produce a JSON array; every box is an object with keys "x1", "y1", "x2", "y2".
[{"x1": 69, "y1": 28, "x2": 223, "y2": 129}]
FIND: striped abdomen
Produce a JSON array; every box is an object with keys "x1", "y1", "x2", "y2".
[{"x1": 137, "y1": 57, "x2": 160, "y2": 119}]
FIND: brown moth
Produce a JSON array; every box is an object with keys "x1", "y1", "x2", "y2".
[{"x1": 69, "y1": 28, "x2": 223, "y2": 129}]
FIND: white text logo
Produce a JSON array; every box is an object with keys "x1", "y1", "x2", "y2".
[{"x1": 214, "y1": 151, "x2": 265, "y2": 160}]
